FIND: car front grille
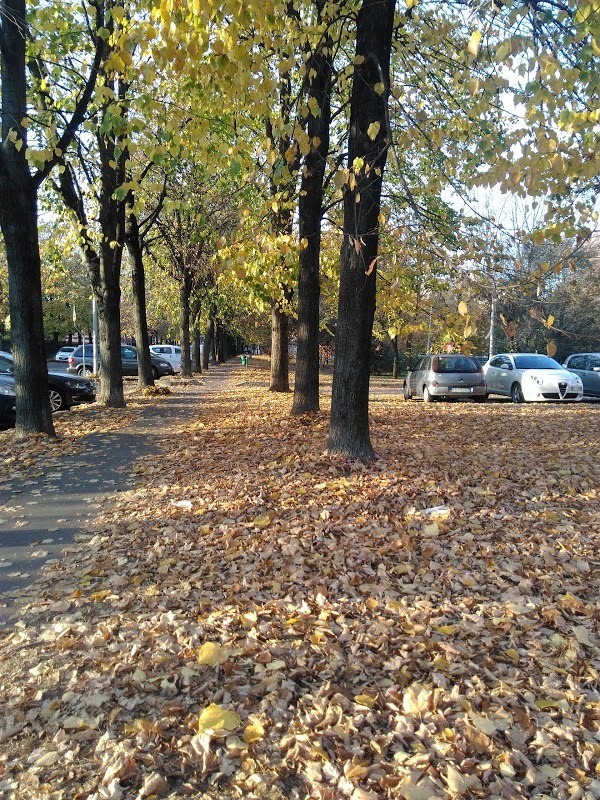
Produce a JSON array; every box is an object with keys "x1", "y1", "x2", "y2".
[{"x1": 541, "y1": 392, "x2": 579, "y2": 400}]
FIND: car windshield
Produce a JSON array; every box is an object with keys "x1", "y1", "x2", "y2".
[
  {"x1": 514, "y1": 355, "x2": 562, "y2": 370},
  {"x1": 433, "y1": 356, "x2": 481, "y2": 373}
]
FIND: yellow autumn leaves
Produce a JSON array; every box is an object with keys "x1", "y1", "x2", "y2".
[
  {"x1": 197, "y1": 642, "x2": 267, "y2": 742},
  {"x1": 197, "y1": 702, "x2": 266, "y2": 743}
]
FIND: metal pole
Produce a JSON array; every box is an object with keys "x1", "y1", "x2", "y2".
[
  {"x1": 426, "y1": 304, "x2": 432, "y2": 352},
  {"x1": 92, "y1": 296, "x2": 98, "y2": 374},
  {"x1": 489, "y1": 294, "x2": 496, "y2": 360}
]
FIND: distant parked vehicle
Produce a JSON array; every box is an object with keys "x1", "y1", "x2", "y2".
[
  {"x1": 403, "y1": 354, "x2": 487, "y2": 402},
  {"x1": 67, "y1": 344, "x2": 174, "y2": 379},
  {"x1": 149, "y1": 344, "x2": 182, "y2": 372},
  {"x1": 562, "y1": 353, "x2": 600, "y2": 398},
  {"x1": 0, "y1": 375, "x2": 16, "y2": 427},
  {"x1": 0, "y1": 353, "x2": 95, "y2": 412},
  {"x1": 483, "y1": 353, "x2": 583, "y2": 403},
  {"x1": 54, "y1": 346, "x2": 76, "y2": 362}
]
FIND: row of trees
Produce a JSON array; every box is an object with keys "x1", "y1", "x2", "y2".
[{"x1": 1, "y1": 0, "x2": 598, "y2": 457}]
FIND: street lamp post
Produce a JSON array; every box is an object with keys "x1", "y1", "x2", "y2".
[{"x1": 488, "y1": 294, "x2": 496, "y2": 360}]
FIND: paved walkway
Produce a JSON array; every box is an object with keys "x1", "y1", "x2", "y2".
[{"x1": 0, "y1": 363, "x2": 235, "y2": 629}]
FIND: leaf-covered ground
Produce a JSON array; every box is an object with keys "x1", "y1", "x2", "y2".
[{"x1": 1, "y1": 364, "x2": 599, "y2": 800}]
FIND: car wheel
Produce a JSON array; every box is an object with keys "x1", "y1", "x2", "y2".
[
  {"x1": 152, "y1": 366, "x2": 160, "y2": 380},
  {"x1": 403, "y1": 381, "x2": 411, "y2": 400},
  {"x1": 474, "y1": 394, "x2": 488, "y2": 403},
  {"x1": 78, "y1": 365, "x2": 94, "y2": 377},
  {"x1": 49, "y1": 388, "x2": 69, "y2": 412},
  {"x1": 423, "y1": 386, "x2": 433, "y2": 402},
  {"x1": 511, "y1": 383, "x2": 524, "y2": 404}
]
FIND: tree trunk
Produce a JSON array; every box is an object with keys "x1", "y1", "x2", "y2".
[
  {"x1": 126, "y1": 212, "x2": 153, "y2": 388},
  {"x1": 203, "y1": 316, "x2": 214, "y2": 371},
  {"x1": 1, "y1": 188, "x2": 54, "y2": 435},
  {"x1": 56, "y1": 160, "x2": 125, "y2": 406},
  {"x1": 179, "y1": 271, "x2": 192, "y2": 377},
  {"x1": 406, "y1": 332, "x2": 414, "y2": 371},
  {"x1": 190, "y1": 296, "x2": 202, "y2": 373},
  {"x1": 327, "y1": 0, "x2": 395, "y2": 460},
  {"x1": 0, "y1": 0, "x2": 54, "y2": 435},
  {"x1": 391, "y1": 335, "x2": 399, "y2": 379},
  {"x1": 270, "y1": 304, "x2": 290, "y2": 392},
  {"x1": 292, "y1": 11, "x2": 332, "y2": 415},
  {"x1": 216, "y1": 323, "x2": 225, "y2": 363}
]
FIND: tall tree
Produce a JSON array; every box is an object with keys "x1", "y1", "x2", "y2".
[
  {"x1": 327, "y1": 0, "x2": 395, "y2": 460},
  {"x1": 0, "y1": 0, "x2": 100, "y2": 433},
  {"x1": 151, "y1": 168, "x2": 239, "y2": 376},
  {"x1": 291, "y1": 0, "x2": 334, "y2": 414}
]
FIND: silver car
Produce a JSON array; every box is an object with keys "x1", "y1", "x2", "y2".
[
  {"x1": 403, "y1": 354, "x2": 487, "y2": 402},
  {"x1": 562, "y1": 353, "x2": 600, "y2": 398}
]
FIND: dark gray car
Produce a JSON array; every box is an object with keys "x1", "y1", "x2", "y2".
[
  {"x1": 562, "y1": 353, "x2": 600, "y2": 397},
  {"x1": 404, "y1": 354, "x2": 487, "y2": 402},
  {"x1": 67, "y1": 344, "x2": 174, "y2": 379}
]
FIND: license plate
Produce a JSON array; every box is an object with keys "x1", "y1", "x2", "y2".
[{"x1": 449, "y1": 387, "x2": 472, "y2": 393}]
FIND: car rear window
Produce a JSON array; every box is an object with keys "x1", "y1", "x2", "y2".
[{"x1": 432, "y1": 356, "x2": 481, "y2": 373}]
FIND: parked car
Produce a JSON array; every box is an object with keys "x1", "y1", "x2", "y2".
[
  {"x1": 54, "y1": 346, "x2": 76, "y2": 362},
  {"x1": 403, "y1": 354, "x2": 487, "y2": 402},
  {"x1": 67, "y1": 344, "x2": 174, "y2": 379},
  {"x1": 483, "y1": 353, "x2": 583, "y2": 403},
  {"x1": 0, "y1": 353, "x2": 96, "y2": 411},
  {"x1": 562, "y1": 353, "x2": 600, "y2": 398},
  {"x1": 0, "y1": 375, "x2": 17, "y2": 427},
  {"x1": 149, "y1": 344, "x2": 182, "y2": 372}
]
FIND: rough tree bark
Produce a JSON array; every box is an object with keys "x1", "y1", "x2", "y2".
[
  {"x1": 327, "y1": 0, "x2": 395, "y2": 460},
  {"x1": 179, "y1": 270, "x2": 192, "y2": 377},
  {"x1": 1, "y1": 0, "x2": 54, "y2": 435},
  {"x1": 292, "y1": 3, "x2": 332, "y2": 415},
  {"x1": 0, "y1": 0, "x2": 100, "y2": 434},
  {"x1": 125, "y1": 211, "x2": 154, "y2": 388},
  {"x1": 203, "y1": 316, "x2": 214, "y2": 371},
  {"x1": 270, "y1": 303, "x2": 290, "y2": 392},
  {"x1": 190, "y1": 296, "x2": 202, "y2": 373},
  {"x1": 392, "y1": 334, "x2": 399, "y2": 379}
]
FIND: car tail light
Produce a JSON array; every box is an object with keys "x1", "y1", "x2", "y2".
[
  {"x1": 67, "y1": 356, "x2": 74, "y2": 364},
  {"x1": 431, "y1": 380, "x2": 438, "y2": 387}
]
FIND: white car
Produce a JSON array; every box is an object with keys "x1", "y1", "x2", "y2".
[
  {"x1": 484, "y1": 353, "x2": 583, "y2": 403},
  {"x1": 54, "y1": 346, "x2": 76, "y2": 361},
  {"x1": 149, "y1": 344, "x2": 182, "y2": 372}
]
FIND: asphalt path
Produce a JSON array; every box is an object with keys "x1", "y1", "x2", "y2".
[{"x1": 0, "y1": 363, "x2": 232, "y2": 629}]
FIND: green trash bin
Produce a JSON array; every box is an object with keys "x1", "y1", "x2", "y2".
[{"x1": 241, "y1": 355, "x2": 247, "y2": 366}]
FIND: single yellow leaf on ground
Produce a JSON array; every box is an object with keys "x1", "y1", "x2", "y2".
[
  {"x1": 197, "y1": 642, "x2": 230, "y2": 666},
  {"x1": 253, "y1": 514, "x2": 271, "y2": 529},
  {"x1": 243, "y1": 720, "x2": 265, "y2": 744},
  {"x1": 354, "y1": 694, "x2": 377, "y2": 709},
  {"x1": 436, "y1": 625, "x2": 455, "y2": 635},
  {"x1": 198, "y1": 703, "x2": 240, "y2": 732}
]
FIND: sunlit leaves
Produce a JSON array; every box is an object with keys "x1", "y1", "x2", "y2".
[
  {"x1": 367, "y1": 121, "x2": 381, "y2": 140},
  {"x1": 198, "y1": 703, "x2": 240, "y2": 732},
  {"x1": 0, "y1": 369, "x2": 598, "y2": 796},
  {"x1": 467, "y1": 30, "x2": 481, "y2": 57}
]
